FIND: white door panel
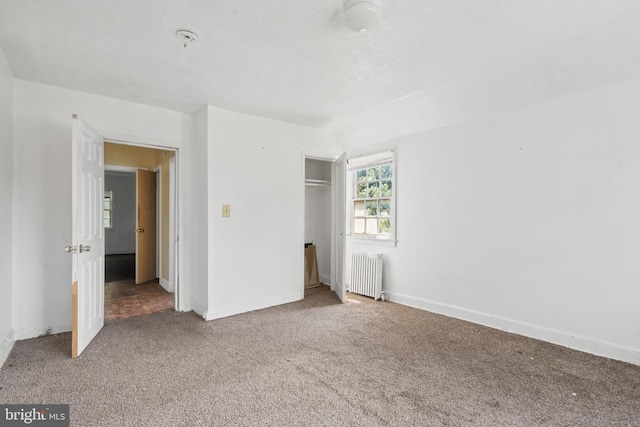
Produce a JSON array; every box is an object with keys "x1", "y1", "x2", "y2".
[
  {"x1": 136, "y1": 169, "x2": 157, "y2": 284},
  {"x1": 71, "y1": 115, "x2": 105, "y2": 358},
  {"x1": 334, "y1": 153, "x2": 347, "y2": 303}
]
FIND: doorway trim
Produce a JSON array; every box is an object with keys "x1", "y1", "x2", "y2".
[
  {"x1": 168, "y1": 156, "x2": 177, "y2": 296},
  {"x1": 101, "y1": 134, "x2": 182, "y2": 311},
  {"x1": 301, "y1": 151, "x2": 341, "y2": 300},
  {"x1": 104, "y1": 165, "x2": 146, "y2": 173},
  {"x1": 154, "y1": 165, "x2": 161, "y2": 282}
]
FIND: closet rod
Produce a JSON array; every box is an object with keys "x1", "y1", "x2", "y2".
[{"x1": 305, "y1": 179, "x2": 330, "y2": 187}]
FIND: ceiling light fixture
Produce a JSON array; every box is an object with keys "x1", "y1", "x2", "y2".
[
  {"x1": 344, "y1": 0, "x2": 381, "y2": 32},
  {"x1": 176, "y1": 29, "x2": 198, "y2": 48}
]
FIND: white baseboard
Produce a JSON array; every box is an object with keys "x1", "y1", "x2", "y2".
[
  {"x1": 190, "y1": 300, "x2": 207, "y2": 319},
  {"x1": 0, "y1": 329, "x2": 15, "y2": 369},
  {"x1": 206, "y1": 294, "x2": 301, "y2": 321},
  {"x1": 14, "y1": 321, "x2": 72, "y2": 341},
  {"x1": 174, "y1": 301, "x2": 189, "y2": 313},
  {"x1": 385, "y1": 291, "x2": 640, "y2": 366},
  {"x1": 320, "y1": 274, "x2": 331, "y2": 285},
  {"x1": 159, "y1": 277, "x2": 173, "y2": 293}
]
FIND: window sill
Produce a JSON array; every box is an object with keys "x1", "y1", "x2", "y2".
[{"x1": 347, "y1": 236, "x2": 397, "y2": 247}]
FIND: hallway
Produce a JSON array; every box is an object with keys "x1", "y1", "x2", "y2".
[{"x1": 105, "y1": 254, "x2": 173, "y2": 321}]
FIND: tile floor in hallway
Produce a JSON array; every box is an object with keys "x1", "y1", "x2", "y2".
[
  {"x1": 104, "y1": 253, "x2": 173, "y2": 321},
  {"x1": 105, "y1": 279, "x2": 174, "y2": 321}
]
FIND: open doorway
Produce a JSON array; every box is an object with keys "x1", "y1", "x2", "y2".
[
  {"x1": 304, "y1": 157, "x2": 334, "y2": 298},
  {"x1": 103, "y1": 142, "x2": 177, "y2": 320}
]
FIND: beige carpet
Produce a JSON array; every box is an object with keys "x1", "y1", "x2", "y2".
[{"x1": 1, "y1": 290, "x2": 639, "y2": 426}]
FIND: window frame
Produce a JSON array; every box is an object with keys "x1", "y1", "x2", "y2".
[
  {"x1": 347, "y1": 151, "x2": 396, "y2": 246},
  {"x1": 104, "y1": 190, "x2": 113, "y2": 229}
]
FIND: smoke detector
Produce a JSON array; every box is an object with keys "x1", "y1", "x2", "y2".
[{"x1": 176, "y1": 30, "x2": 198, "y2": 48}]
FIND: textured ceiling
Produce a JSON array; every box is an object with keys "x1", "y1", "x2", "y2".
[{"x1": 1, "y1": 1, "x2": 639, "y2": 144}]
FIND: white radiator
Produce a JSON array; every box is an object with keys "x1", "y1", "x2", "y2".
[{"x1": 349, "y1": 252, "x2": 383, "y2": 300}]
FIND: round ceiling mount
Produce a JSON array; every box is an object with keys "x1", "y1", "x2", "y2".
[
  {"x1": 176, "y1": 29, "x2": 198, "y2": 47},
  {"x1": 344, "y1": 0, "x2": 381, "y2": 32}
]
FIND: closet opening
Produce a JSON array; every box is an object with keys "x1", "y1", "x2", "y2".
[{"x1": 304, "y1": 157, "x2": 333, "y2": 298}]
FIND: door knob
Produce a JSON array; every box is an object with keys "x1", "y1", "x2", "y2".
[
  {"x1": 64, "y1": 245, "x2": 77, "y2": 253},
  {"x1": 135, "y1": 229, "x2": 145, "y2": 233},
  {"x1": 79, "y1": 245, "x2": 91, "y2": 253}
]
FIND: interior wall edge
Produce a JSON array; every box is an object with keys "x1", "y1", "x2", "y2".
[
  {"x1": 191, "y1": 300, "x2": 207, "y2": 320},
  {"x1": 385, "y1": 292, "x2": 640, "y2": 366}
]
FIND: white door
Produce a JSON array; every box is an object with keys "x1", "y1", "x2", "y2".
[
  {"x1": 70, "y1": 115, "x2": 105, "y2": 358},
  {"x1": 334, "y1": 153, "x2": 347, "y2": 303},
  {"x1": 135, "y1": 169, "x2": 157, "y2": 284}
]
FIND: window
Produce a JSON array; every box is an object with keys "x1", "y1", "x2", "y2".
[
  {"x1": 104, "y1": 191, "x2": 113, "y2": 228},
  {"x1": 348, "y1": 151, "x2": 395, "y2": 243}
]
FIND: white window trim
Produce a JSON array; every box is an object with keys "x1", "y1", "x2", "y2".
[{"x1": 346, "y1": 151, "x2": 397, "y2": 247}]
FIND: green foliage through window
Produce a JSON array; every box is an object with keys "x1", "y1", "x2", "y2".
[{"x1": 353, "y1": 163, "x2": 392, "y2": 237}]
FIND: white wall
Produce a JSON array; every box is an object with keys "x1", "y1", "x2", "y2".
[
  {"x1": 346, "y1": 78, "x2": 640, "y2": 365},
  {"x1": 12, "y1": 80, "x2": 195, "y2": 339},
  {"x1": 0, "y1": 47, "x2": 14, "y2": 367},
  {"x1": 206, "y1": 106, "x2": 342, "y2": 319}
]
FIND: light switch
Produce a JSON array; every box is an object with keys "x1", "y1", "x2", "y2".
[{"x1": 222, "y1": 204, "x2": 231, "y2": 217}]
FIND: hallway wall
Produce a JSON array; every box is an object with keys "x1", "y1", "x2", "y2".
[{"x1": 104, "y1": 172, "x2": 136, "y2": 255}]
